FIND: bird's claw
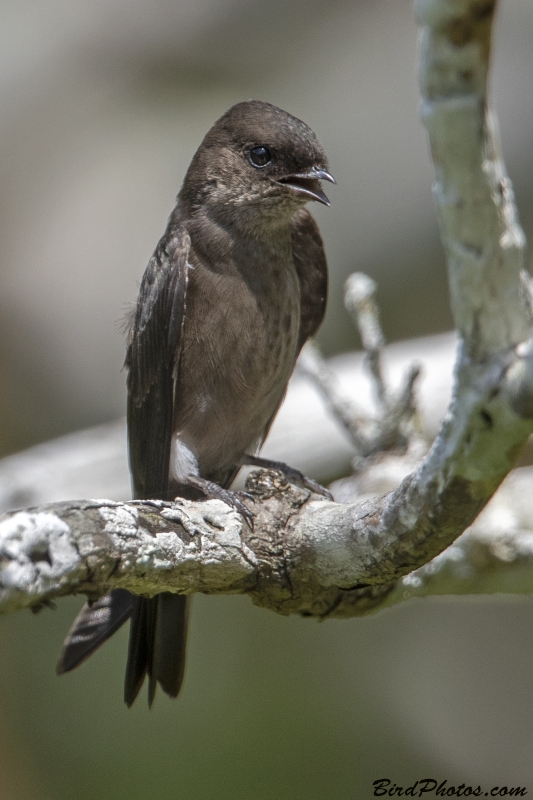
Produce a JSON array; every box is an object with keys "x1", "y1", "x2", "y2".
[
  {"x1": 278, "y1": 466, "x2": 333, "y2": 501},
  {"x1": 223, "y1": 490, "x2": 255, "y2": 526},
  {"x1": 298, "y1": 474, "x2": 334, "y2": 501},
  {"x1": 186, "y1": 476, "x2": 255, "y2": 525}
]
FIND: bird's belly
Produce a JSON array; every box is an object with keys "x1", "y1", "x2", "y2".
[{"x1": 171, "y1": 266, "x2": 300, "y2": 484}]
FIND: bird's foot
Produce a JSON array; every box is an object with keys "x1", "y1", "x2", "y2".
[
  {"x1": 185, "y1": 475, "x2": 255, "y2": 525},
  {"x1": 241, "y1": 455, "x2": 333, "y2": 501}
]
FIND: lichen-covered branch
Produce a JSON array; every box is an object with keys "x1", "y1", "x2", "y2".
[
  {"x1": 418, "y1": 0, "x2": 530, "y2": 358},
  {"x1": 0, "y1": 470, "x2": 395, "y2": 619},
  {"x1": 3, "y1": 462, "x2": 533, "y2": 621}
]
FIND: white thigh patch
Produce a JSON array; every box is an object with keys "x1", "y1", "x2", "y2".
[{"x1": 169, "y1": 435, "x2": 199, "y2": 482}]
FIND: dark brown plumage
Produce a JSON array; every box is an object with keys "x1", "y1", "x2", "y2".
[{"x1": 57, "y1": 100, "x2": 333, "y2": 706}]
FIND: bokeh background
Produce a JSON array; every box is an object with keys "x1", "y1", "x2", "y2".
[{"x1": 0, "y1": 0, "x2": 533, "y2": 798}]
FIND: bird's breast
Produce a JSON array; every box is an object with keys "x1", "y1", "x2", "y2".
[{"x1": 174, "y1": 242, "x2": 301, "y2": 478}]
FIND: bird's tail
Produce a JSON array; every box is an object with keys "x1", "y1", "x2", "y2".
[
  {"x1": 56, "y1": 588, "x2": 134, "y2": 674},
  {"x1": 124, "y1": 592, "x2": 189, "y2": 707},
  {"x1": 56, "y1": 588, "x2": 190, "y2": 707}
]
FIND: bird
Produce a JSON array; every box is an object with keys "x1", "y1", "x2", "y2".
[{"x1": 56, "y1": 99, "x2": 334, "y2": 706}]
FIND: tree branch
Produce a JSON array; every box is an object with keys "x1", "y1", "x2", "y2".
[
  {"x1": 0, "y1": 470, "x2": 394, "y2": 619},
  {"x1": 1, "y1": 0, "x2": 533, "y2": 621}
]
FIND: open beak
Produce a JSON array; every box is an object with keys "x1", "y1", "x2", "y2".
[{"x1": 276, "y1": 167, "x2": 336, "y2": 206}]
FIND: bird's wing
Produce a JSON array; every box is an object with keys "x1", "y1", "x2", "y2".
[
  {"x1": 57, "y1": 228, "x2": 191, "y2": 688},
  {"x1": 124, "y1": 225, "x2": 192, "y2": 705},
  {"x1": 290, "y1": 206, "x2": 328, "y2": 353},
  {"x1": 125, "y1": 226, "x2": 191, "y2": 500}
]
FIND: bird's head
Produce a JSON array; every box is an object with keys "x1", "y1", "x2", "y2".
[{"x1": 179, "y1": 100, "x2": 335, "y2": 229}]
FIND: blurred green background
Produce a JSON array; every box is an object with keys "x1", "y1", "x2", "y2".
[{"x1": 1, "y1": 0, "x2": 533, "y2": 797}]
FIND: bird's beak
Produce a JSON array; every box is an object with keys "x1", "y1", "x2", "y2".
[{"x1": 276, "y1": 167, "x2": 336, "y2": 207}]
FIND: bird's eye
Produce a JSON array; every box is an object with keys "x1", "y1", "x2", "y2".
[{"x1": 249, "y1": 145, "x2": 272, "y2": 168}]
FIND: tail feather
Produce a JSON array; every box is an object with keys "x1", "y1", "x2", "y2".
[
  {"x1": 125, "y1": 593, "x2": 189, "y2": 707},
  {"x1": 151, "y1": 593, "x2": 189, "y2": 699},
  {"x1": 56, "y1": 589, "x2": 133, "y2": 674},
  {"x1": 124, "y1": 595, "x2": 153, "y2": 707}
]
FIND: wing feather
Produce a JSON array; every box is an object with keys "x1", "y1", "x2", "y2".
[{"x1": 126, "y1": 226, "x2": 190, "y2": 500}]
